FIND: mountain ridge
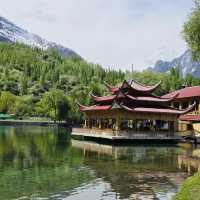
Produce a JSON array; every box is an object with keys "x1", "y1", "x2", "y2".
[
  {"x1": 0, "y1": 16, "x2": 80, "y2": 58},
  {"x1": 149, "y1": 49, "x2": 200, "y2": 77}
]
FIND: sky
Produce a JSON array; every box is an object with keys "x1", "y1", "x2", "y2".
[{"x1": 0, "y1": 0, "x2": 194, "y2": 71}]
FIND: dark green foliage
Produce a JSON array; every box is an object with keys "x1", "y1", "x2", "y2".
[
  {"x1": 169, "y1": 67, "x2": 182, "y2": 91},
  {"x1": 0, "y1": 42, "x2": 199, "y2": 122},
  {"x1": 173, "y1": 172, "x2": 200, "y2": 200},
  {"x1": 36, "y1": 89, "x2": 70, "y2": 121},
  {"x1": 183, "y1": 0, "x2": 200, "y2": 60},
  {"x1": 0, "y1": 42, "x2": 126, "y2": 121}
]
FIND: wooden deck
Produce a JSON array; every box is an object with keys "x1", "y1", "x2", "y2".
[{"x1": 72, "y1": 128, "x2": 182, "y2": 142}]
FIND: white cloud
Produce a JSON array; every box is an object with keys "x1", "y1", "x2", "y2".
[{"x1": 0, "y1": 0, "x2": 193, "y2": 71}]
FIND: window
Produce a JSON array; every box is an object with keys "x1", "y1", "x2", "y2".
[
  {"x1": 173, "y1": 102, "x2": 179, "y2": 109},
  {"x1": 182, "y1": 101, "x2": 189, "y2": 109}
]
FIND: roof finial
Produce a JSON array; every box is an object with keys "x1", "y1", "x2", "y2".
[{"x1": 131, "y1": 64, "x2": 134, "y2": 80}]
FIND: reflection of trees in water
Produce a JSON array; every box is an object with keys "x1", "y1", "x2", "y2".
[
  {"x1": 0, "y1": 128, "x2": 199, "y2": 200},
  {"x1": 72, "y1": 140, "x2": 196, "y2": 199},
  {"x1": 0, "y1": 126, "x2": 93, "y2": 199},
  {"x1": 0, "y1": 126, "x2": 71, "y2": 168}
]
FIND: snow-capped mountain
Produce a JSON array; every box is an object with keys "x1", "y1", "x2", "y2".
[
  {"x1": 149, "y1": 49, "x2": 200, "y2": 78},
  {"x1": 0, "y1": 16, "x2": 80, "y2": 57}
]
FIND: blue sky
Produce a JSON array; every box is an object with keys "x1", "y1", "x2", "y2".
[{"x1": 0, "y1": 0, "x2": 194, "y2": 70}]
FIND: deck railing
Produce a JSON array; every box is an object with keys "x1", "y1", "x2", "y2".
[
  {"x1": 72, "y1": 127, "x2": 179, "y2": 138},
  {"x1": 189, "y1": 111, "x2": 200, "y2": 115}
]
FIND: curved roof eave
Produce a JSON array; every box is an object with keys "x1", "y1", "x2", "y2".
[
  {"x1": 90, "y1": 92, "x2": 116, "y2": 102},
  {"x1": 104, "y1": 80, "x2": 162, "y2": 94},
  {"x1": 120, "y1": 102, "x2": 196, "y2": 115},
  {"x1": 104, "y1": 81, "x2": 119, "y2": 93},
  {"x1": 124, "y1": 80, "x2": 161, "y2": 93}
]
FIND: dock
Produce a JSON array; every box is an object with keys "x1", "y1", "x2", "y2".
[{"x1": 72, "y1": 128, "x2": 182, "y2": 143}]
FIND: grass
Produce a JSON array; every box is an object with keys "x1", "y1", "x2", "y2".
[{"x1": 173, "y1": 172, "x2": 200, "y2": 200}]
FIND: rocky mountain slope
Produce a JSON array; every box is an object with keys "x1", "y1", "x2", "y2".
[
  {"x1": 149, "y1": 49, "x2": 200, "y2": 77},
  {"x1": 0, "y1": 16, "x2": 79, "y2": 58}
]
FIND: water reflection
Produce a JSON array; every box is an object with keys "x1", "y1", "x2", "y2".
[
  {"x1": 0, "y1": 126, "x2": 93, "y2": 200},
  {"x1": 72, "y1": 140, "x2": 200, "y2": 200},
  {"x1": 0, "y1": 126, "x2": 199, "y2": 200}
]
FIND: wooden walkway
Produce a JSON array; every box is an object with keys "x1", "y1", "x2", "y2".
[{"x1": 72, "y1": 128, "x2": 181, "y2": 142}]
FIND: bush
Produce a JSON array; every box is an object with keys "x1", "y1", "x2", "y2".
[{"x1": 173, "y1": 172, "x2": 200, "y2": 200}]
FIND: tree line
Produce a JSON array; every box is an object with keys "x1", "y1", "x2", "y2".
[{"x1": 0, "y1": 41, "x2": 200, "y2": 123}]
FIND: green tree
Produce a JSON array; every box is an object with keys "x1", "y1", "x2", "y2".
[
  {"x1": 169, "y1": 67, "x2": 182, "y2": 91},
  {"x1": 183, "y1": 0, "x2": 200, "y2": 60},
  {"x1": 0, "y1": 91, "x2": 16, "y2": 113},
  {"x1": 19, "y1": 75, "x2": 28, "y2": 95},
  {"x1": 37, "y1": 89, "x2": 70, "y2": 122}
]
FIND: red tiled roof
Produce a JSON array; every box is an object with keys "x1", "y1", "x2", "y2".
[
  {"x1": 125, "y1": 94, "x2": 176, "y2": 102},
  {"x1": 179, "y1": 114, "x2": 200, "y2": 121},
  {"x1": 78, "y1": 102, "x2": 195, "y2": 114},
  {"x1": 91, "y1": 89, "x2": 178, "y2": 103},
  {"x1": 163, "y1": 86, "x2": 200, "y2": 99},
  {"x1": 126, "y1": 80, "x2": 161, "y2": 92},
  {"x1": 90, "y1": 90, "x2": 126, "y2": 102},
  {"x1": 120, "y1": 104, "x2": 195, "y2": 115},
  {"x1": 91, "y1": 94, "x2": 116, "y2": 102},
  {"x1": 104, "y1": 80, "x2": 161, "y2": 94},
  {"x1": 104, "y1": 82, "x2": 119, "y2": 93},
  {"x1": 79, "y1": 105, "x2": 111, "y2": 111}
]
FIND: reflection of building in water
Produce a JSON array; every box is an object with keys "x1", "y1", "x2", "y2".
[
  {"x1": 72, "y1": 140, "x2": 179, "y2": 167},
  {"x1": 178, "y1": 148, "x2": 200, "y2": 173},
  {"x1": 72, "y1": 140, "x2": 195, "y2": 199}
]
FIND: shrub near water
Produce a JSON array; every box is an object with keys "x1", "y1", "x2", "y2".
[{"x1": 173, "y1": 172, "x2": 200, "y2": 200}]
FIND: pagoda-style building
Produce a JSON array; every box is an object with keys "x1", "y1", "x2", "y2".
[
  {"x1": 163, "y1": 86, "x2": 200, "y2": 134},
  {"x1": 72, "y1": 80, "x2": 195, "y2": 141}
]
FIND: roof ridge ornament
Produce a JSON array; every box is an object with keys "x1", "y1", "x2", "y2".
[
  {"x1": 111, "y1": 101, "x2": 121, "y2": 109},
  {"x1": 104, "y1": 81, "x2": 119, "y2": 93}
]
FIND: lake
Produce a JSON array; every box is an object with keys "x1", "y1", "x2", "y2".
[{"x1": 0, "y1": 125, "x2": 199, "y2": 200}]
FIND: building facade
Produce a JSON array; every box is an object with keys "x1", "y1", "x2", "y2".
[
  {"x1": 72, "y1": 80, "x2": 194, "y2": 141},
  {"x1": 163, "y1": 86, "x2": 200, "y2": 133}
]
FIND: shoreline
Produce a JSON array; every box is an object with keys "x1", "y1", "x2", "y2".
[{"x1": 0, "y1": 119, "x2": 67, "y2": 126}]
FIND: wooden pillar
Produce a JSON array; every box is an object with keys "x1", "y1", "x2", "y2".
[
  {"x1": 174, "y1": 120, "x2": 179, "y2": 132},
  {"x1": 134, "y1": 119, "x2": 137, "y2": 131},
  {"x1": 167, "y1": 121, "x2": 170, "y2": 132},
  {"x1": 115, "y1": 111, "x2": 121, "y2": 131},
  {"x1": 167, "y1": 121, "x2": 172, "y2": 136},
  {"x1": 84, "y1": 119, "x2": 87, "y2": 128},
  {"x1": 135, "y1": 119, "x2": 138, "y2": 131},
  {"x1": 88, "y1": 117, "x2": 92, "y2": 128},
  {"x1": 179, "y1": 102, "x2": 182, "y2": 110},
  {"x1": 98, "y1": 119, "x2": 102, "y2": 129},
  {"x1": 91, "y1": 118, "x2": 93, "y2": 128},
  {"x1": 198, "y1": 100, "x2": 200, "y2": 114}
]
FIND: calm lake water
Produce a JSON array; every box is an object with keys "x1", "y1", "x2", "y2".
[{"x1": 0, "y1": 126, "x2": 199, "y2": 200}]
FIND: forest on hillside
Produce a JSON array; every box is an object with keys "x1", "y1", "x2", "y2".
[{"x1": 0, "y1": 42, "x2": 200, "y2": 122}]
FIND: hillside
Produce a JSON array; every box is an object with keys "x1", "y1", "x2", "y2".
[{"x1": 0, "y1": 42, "x2": 125, "y2": 121}]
